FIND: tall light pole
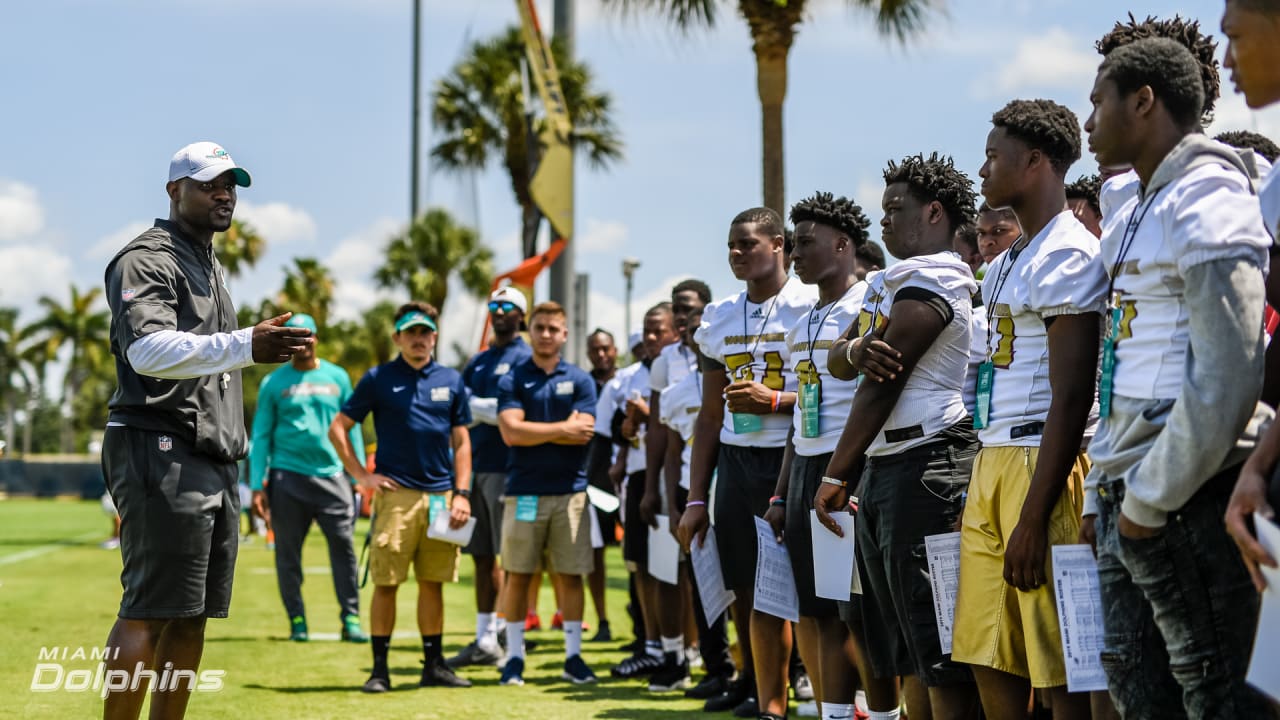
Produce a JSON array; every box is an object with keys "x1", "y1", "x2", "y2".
[
  {"x1": 409, "y1": 0, "x2": 422, "y2": 223},
  {"x1": 622, "y1": 257, "x2": 640, "y2": 341},
  {"x1": 550, "y1": 0, "x2": 577, "y2": 362}
]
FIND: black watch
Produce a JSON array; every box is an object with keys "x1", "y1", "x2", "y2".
[{"x1": 455, "y1": 488, "x2": 472, "y2": 500}]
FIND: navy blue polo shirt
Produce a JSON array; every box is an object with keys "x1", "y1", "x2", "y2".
[
  {"x1": 341, "y1": 356, "x2": 471, "y2": 492},
  {"x1": 462, "y1": 337, "x2": 533, "y2": 474},
  {"x1": 497, "y1": 357, "x2": 597, "y2": 495}
]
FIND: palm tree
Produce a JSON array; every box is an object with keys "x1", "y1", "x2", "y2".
[
  {"x1": 327, "y1": 301, "x2": 399, "y2": 386},
  {"x1": 24, "y1": 286, "x2": 111, "y2": 452},
  {"x1": 213, "y1": 218, "x2": 266, "y2": 278},
  {"x1": 0, "y1": 307, "x2": 30, "y2": 455},
  {"x1": 276, "y1": 257, "x2": 336, "y2": 329},
  {"x1": 603, "y1": 0, "x2": 933, "y2": 212},
  {"x1": 374, "y1": 208, "x2": 494, "y2": 315},
  {"x1": 430, "y1": 26, "x2": 623, "y2": 257}
]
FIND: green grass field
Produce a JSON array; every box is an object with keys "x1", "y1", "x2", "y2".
[{"x1": 0, "y1": 498, "x2": 713, "y2": 719}]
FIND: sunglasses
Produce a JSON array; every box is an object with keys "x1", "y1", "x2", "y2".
[{"x1": 488, "y1": 301, "x2": 519, "y2": 314}]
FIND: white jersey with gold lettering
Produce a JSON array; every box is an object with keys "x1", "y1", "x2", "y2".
[
  {"x1": 856, "y1": 253, "x2": 977, "y2": 456},
  {"x1": 1105, "y1": 162, "x2": 1271, "y2": 400},
  {"x1": 980, "y1": 210, "x2": 1107, "y2": 447},
  {"x1": 782, "y1": 281, "x2": 866, "y2": 457},
  {"x1": 695, "y1": 276, "x2": 818, "y2": 447},
  {"x1": 659, "y1": 368, "x2": 702, "y2": 490}
]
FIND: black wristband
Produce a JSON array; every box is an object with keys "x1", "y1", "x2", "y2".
[{"x1": 454, "y1": 488, "x2": 472, "y2": 500}]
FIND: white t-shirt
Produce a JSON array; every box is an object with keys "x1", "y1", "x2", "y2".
[
  {"x1": 980, "y1": 211, "x2": 1107, "y2": 447},
  {"x1": 963, "y1": 293, "x2": 988, "y2": 416},
  {"x1": 650, "y1": 342, "x2": 697, "y2": 394},
  {"x1": 855, "y1": 253, "x2": 977, "y2": 457},
  {"x1": 1260, "y1": 162, "x2": 1280, "y2": 241},
  {"x1": 695, "y1": 276, "x2": 819, "y2": 447},
  {"x1": 659, "y1": 368, "x2": 702, "y2": 490},
  {"x1": 622, "y1": 362, "x2": 651, "y2": 475},
  {"x1": 781, "y1": 281, "x2": 866, "y2": 457},
  {"x1": 1104, "y1": 162, "x2": 1271, "y2": 400}
]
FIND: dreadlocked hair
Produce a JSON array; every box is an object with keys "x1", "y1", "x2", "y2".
[
  {"x1": 992, "y1": 99, "x2": 1082, "y2": 176},
  {"x1": 882, "y1": 152, "x2": 978, "y2": 231},
  {"x1": 1215, "y1": 130, "x2": 1280, "y2": 163},
  {"x1": 1095, "y1": 12, "x2": 1220, "y2": 124},
  {"x1": 1065, "y1": 175, "x2": 1102, "y2": 215},
  {"x1": 788, "y1": 191, "x2": 871, "y2": 246}
]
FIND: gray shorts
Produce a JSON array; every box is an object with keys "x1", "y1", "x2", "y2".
[
  {"x1": 102, "y1": 425, "x2": 240, "y2": 619},
  {"x1": 464, "y1": 472, "x2": 506, "y2": 557}
]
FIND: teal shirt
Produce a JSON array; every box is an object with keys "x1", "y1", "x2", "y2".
[{"x1": 248, "y1": 359, "x2": 365, "y2": 490}]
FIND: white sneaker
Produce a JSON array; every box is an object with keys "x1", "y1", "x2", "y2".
[{"x1": 797, "y1": 700, "x2": 819, "y2": 717}]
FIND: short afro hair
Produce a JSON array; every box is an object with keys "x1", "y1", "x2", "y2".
[
  {"x1": 882, "y1": 152, "x2": 978, "y2": 231},
  {"x1": 991, "y1": 99, "x2": 1082, "y2": 176},
  {"x1": 1215, "y1": 130, "x2": 1280, "y2": 163},
  {"x1": 1228, "y1": 0, "x2": 1280, "y2": 12},
  {"x1": 731, "y1": 207, "x2": 785, "y2": 240},
  {"x1": 953, "y1": 222, "x2": 979, "y2": 253},
  {"x1": 788, "y1": 191, "x2": 872, "y2": 247},
  {"x1": 978, "y1": 202, "x2": 1019, "y2": 224},
  {"x1": 855, "y1": 241, "x2": 886, "y2": 270},
  {"x1": 1095, "y1": 13, "x2": 1219, "y2": 125},
  {"x1": 1065, "y1": 175, "x2": 1102, "y2": 216},
  {"x1": 671, "y1": 278, "x2": 712, "y2": 304},
  {"x1": 1099, "y1": 37, "x2": 1205, "y2": 131}
]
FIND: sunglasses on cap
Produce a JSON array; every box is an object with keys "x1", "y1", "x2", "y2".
[{"x1": 488, "y1": 301, "x2": 520, "y2": 314}]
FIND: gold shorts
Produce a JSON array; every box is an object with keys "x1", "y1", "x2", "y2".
[
  {"x1": 369, "y1": 486, "x2": 460, "y2": 586},
  {"x1": 500, "y1": 492, "x2": 593, "y2": 576},
  {"x1": 951, "y1": 446, "x2": 1087, "y2": 687}
]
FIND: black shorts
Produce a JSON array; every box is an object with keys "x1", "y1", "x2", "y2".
[
  {"x1": 713, "y1": 444, "x2": 786, "y2": 595},
  {"x1": 102, "y1": 425, "x2": 240, "y2": 619},
  {"x1": 622, "y1": 471, "x2": 648, "y2": 568},
  {"x1": 784, "y1": 452, "x2": 839, "y2": 619},
  {"x1": 857, "y1": 423, "x2": 976, "y2": 686}
]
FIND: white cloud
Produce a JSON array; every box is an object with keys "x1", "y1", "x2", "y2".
[
  {"x1": 325, "y1": 217, "x2": 402, "y2": 322},
  {"x1": 0, "y1": 181, "x2": 45, "y2": 242},
  {"x1": 1212, "y1": 92, "x2": 1280, "y2": 140},
  {"x1": 578, "y1": 218, "x2": 628, "y2": 253},
  {"x1": 0, "y1": 245, "x2": 73, "y2": 310},
  {"x1": 976, "y1": 27, "x2": 1097, "y2": 99},
  {"x1": 236, "y1": 201, "x2": 317, "y2": 245},
  {"x1": 89, "y1": 221, "x2": 151, "y2": 260}
]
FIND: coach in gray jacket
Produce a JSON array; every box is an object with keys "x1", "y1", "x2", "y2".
[{"x1": 100, "y1": 142, "x2": 313, "y2": 720}]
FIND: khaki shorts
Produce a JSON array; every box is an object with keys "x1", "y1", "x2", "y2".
[
  {"x1": 369, "y1": 486, "x2": 460, "y2": 586},
  {"x1": 500, "y1": 491, "x2": 593, "y2": 576},
  {"x1": 952, "y1": 446, "x2": 1087, "y2": 688}
]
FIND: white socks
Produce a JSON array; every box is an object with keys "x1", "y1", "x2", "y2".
[
  {"x1": 868, "y1": 709, "x2": 901, "y2": 720},
  {"x1": 822, "y1": 703, "x2": 854, "y2": 720},
  {"x1": 661, "y1": 635, "x2": 684, "y2": 654},
  {"x1": 855, "y1": 691, "x2": 869, "y2": 714},
  {"x1": 476, "y1": 612, "x2": 498, "y2": 648},
  {"x1": 505, "y1": 624, "x2": 525, "y2": 660},
  {"x1": 564, "y1": 620, "x2": 583, "y2": 658}
]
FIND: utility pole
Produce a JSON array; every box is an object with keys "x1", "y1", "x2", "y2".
[
  {"x1": 409, "y1": 0, "x2": 422, "y2": 223},
  {"x1": 550, "y1": 0, "x2": 578, "y2": 363},
  {"x1": 622, "y1": 257, "x2": 640, "y2": 344}
]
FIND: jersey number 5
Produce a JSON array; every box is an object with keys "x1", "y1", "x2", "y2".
[{"x1": 724, "y1": 351, "x2": 785, "y2": 390}]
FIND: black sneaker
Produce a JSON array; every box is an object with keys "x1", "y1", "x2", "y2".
[
  {"x1": 648, "y1": 656, "x2": 691, "y2": 692},
  {"x1": 732, "y1": 696, "x2": 759, "y2": 718},
  {"x1": 419, "y1": 656, "x2": 472, "y2": 688},
  {"x1": 704, "y1": 679, "x2": 750, "y2": 712},
  {"x1": 361, "y1": 674, "x2": 390, "y2": 693},
  {"x1": 562, "y1": 654, "x2": 598, "y2": 684},
  {"x1": 685, "y1": 673, "x2": 731, "y2": 700},
  {"x1": 446, "y1": 641, "x2": 504, "y2": 668},
  {"x1": 616, "y1": 638, "x2": 643, "y2": 654},
  {"x1": 589, "y1": 619, "x2": 613, "y2": 643},
  {"x1": 610, "y1": 652, "x2": 663, "y2": 679}
]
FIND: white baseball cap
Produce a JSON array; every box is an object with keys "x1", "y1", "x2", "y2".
[
  {"x1": 489, "y1": 285, "x2": 528, "y2": 315},
  {"x1": 168, "y1": 141, "x2": 252, "y2": 187},
  {"x1": 628, "y1": 329, "x2": 643, "y2": 350}
]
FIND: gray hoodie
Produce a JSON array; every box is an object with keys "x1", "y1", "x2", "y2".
[{"x1": 1084, "y1": 134, "x2": 1273, "y2": 527}]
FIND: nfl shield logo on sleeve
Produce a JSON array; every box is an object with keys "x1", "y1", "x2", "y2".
[
  {"x1": 121, "y1": 288, "x2": 136, "y2": 302},
  {"x1": 158, "y1": 436, "x2": 172, "y2": 452}
]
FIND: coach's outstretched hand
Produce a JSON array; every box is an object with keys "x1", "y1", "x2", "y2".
[{"x1": 252, "y1": 312, "x2": 315, "y2": 364}]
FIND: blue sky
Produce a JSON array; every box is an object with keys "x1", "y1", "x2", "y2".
[{"x1": 3, "y1": 0, "x2": 1277, "y2": 365}]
